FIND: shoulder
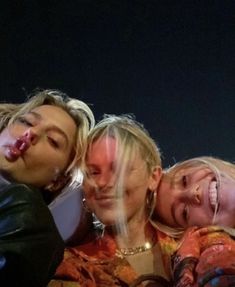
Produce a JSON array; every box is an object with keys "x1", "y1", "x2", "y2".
[
  {"x1": 0, "y1": 179, "x2": 61, "y2": 236},
  {"x1": 0, "y1": 179, "x2": 42, "y2": 204},
  {"x1": 0, "y1": 181, "x2": 50, "y2": 219}
]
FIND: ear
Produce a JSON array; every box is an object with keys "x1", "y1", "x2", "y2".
[{"x1": 148, "y1": 166, "x2": 162, "y2": 191}]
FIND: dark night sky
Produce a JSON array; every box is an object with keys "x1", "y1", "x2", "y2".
[{"x1": 1, "y1": 1, "x2": 235, "y2": 167}]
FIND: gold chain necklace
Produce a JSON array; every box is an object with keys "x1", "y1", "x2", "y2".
[{"x1": 117, "y1": 241, "x2": 155, "y2": 256}]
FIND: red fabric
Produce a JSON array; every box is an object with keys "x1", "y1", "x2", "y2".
[
  {"x1": 55, "y1": 234, "x2": 139, "y2": 286},
  {"x1": 53, "y1": 230, "x2": 175, "y2": 286}
]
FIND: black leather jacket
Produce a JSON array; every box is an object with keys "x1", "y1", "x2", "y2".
[{"x1": 0, "y1": 178, "x2": 64, "y2": 286}]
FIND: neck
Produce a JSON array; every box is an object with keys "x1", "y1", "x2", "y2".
[{"x1": 113, "y1": 220, "x2": 155, "y2": 250}]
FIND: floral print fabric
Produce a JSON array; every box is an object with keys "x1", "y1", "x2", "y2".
[{"x1": 172, "y1": 226, "x2": 235, "y2": 287}]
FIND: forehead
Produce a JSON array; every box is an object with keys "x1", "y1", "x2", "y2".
[
  {"x1": 31, "y1": 105, "x2": 75, "y2": 125},
  {"x1": 31, "y1": 104, "x2": 77, "y2": 139},
  {"x1": 174, "y1": 166, "x2": 199, "y2": 176},
  {"x1": 87, "y1": 136, "x2": 116, "y2": 161},
  {"x1": 87, "y1": 136, "x2": 142, "y2": 165},
  {"x1": 171, "y1": 166, "x2": 215, "y2": 181},
  {"x1": 31, "y1": 104, "x2": 67, "y2": 117}
]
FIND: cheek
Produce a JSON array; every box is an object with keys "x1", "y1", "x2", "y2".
[
  {"x1": 0, "y1": 128, "x2": 15, "y2": 146},
  {"x1": 187, "y1": 203, "x2": 215, "y2": 226},
  {"x1": 8, "y1": 124, "x2": 27, "y2": 139},
  {"x1": 38, "y1": 166, "x2": 58, "y2": 182},
  {"x1": 8, "y1": 124, "x2": 21, "y2": 133},
  {"x1": 0, "y1": 129, "x2": 8, "y2": 145},
  {"x1": 126, "y1": 172, "x2": 149, "y2": 190},
  {"x1": 216, "y1": 214, "x2": 235, "y2": 227},
  {"x1": 37, "y1": 151, "x2": 68, "y2": 172},
  {"x1": 124, "y1": 185, "x2": 148, "y2": 208},
  {"x1": 28, "y1": 157, "x2": 63, "y2": 185},
  {"x1": 155, "y1": 186, "x2": 172, "y2": 217},
  {"x1": 83, "y1": 182, "x2": 96, "y2": 203},
  {"x1": 222, "y1": 183, "x2": 235, "y2": 209},
  {"x1": 158, "y1": 181, "x2": 175, "y2": 202},
  {"x1": 81, "y1": 186, "x2": 94, "y2": 211}
]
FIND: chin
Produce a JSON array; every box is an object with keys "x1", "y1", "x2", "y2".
[
  {"x1": 1, "y1": 160, "x2": 24, "y2": 178},
  {"x1": 97, "y1": 215, "x2": 116, "y2": 226},
  {"x1": 7, "y1": 172, "x2": 34, "y2": 186}
]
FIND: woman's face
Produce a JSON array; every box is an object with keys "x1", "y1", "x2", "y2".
[
  {"x1": 83, "y1": 136, "x2": 160, "y2": 226},
  {"x1": 156, "y1": 166, "x2": 235, "y2": 228},
  {"x1": 0, "y1": 105, "x2": 77, "y2": 189}
]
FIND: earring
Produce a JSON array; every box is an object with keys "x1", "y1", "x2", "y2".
[
  {"x1": 82, "y1": 197, "x2": 92, "y2": 213},
  {"x1": 82, "y1": 198, "x2": 106, "y2": 237},
  {"x1": 146, "y1": 189, "x2": 157, "y2": 220}
]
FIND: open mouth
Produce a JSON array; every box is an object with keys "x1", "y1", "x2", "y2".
[{"x1": 208, "y1": 179, "x2": 219, "y2": 213}]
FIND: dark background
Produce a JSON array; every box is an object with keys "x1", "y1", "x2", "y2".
[{"x1": 1, "y1": 0, "x2": 235, "y2": 167}]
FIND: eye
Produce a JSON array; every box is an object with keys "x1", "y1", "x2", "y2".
[
  {"x1": 17, "y1": 116, "x2": 33, "y2": 127},
  {"x1": 182, "y1": 205, "x2": 189, "y2": 223},
  {"x1": 182, "y1": 175, "x2": 187, "y2": 187},
  {"x1": 88, "y1": 169, "x2": 100, "y2": 177},
  {"x1": 48, "y1": 137, "x2": 59, "y2": 148}
]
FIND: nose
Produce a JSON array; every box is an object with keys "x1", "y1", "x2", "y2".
[
  {"x1": 96, "y1": 171, "x2": 115, "y2": 190},
  {"x1": 187, "y1": 184, "x2": 202, "y2": 205},
  {"x1": 23, "y1": 128, "x2": 38, "y2": 145}
]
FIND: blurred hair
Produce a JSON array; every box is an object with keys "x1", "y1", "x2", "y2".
[
  {"x1": 84, "y1": 114, "x2": 161, "y2": 174},
  {"x1": 83, "y1": 114, "x2": 161, "y2": 236}
]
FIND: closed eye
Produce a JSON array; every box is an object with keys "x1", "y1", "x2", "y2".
[
  {"x1": 48, "y1": 137, "x2": 60, "y2": 148},
  {"x1": 88, "y1": 169, "x2": 100, "y2": 177},
  {"x1": 182, "y1": 205, "x2": 189, "y2": 223},
  {"x1": 182, "y1": 175, "x2": 187, "y2": 187},
  {"x1": 17, "y1": 116, "x2": 33, "y2": 127}
]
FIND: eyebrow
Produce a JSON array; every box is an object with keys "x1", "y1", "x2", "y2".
[{"x1": 28, "y1": 111, "x2": 70, "y2": 147}]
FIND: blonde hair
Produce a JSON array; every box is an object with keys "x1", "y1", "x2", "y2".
[
  {"x1": 0, "y1": 89, "x2": 95, "y2": 185},
  {"x1": 83, "y1": 114, "x2": 161, "y2": 236},
  {"x1": 152, "y1": 156, "x2": 235, "y2": 238},
  {"x1": 84, "y1": 114, "x2": 161, "y2": 173}
]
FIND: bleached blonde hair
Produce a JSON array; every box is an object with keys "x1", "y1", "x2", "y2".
[
  {"x1": 83, "y1": 114, "x2": 162, "y2": 236},
  {"x1": 84, "y1": 114, "x2": 161, "y2": 172},
  {"x1": 0, "y1": 89, "x2": 95, "y2": 186},
  {"x1": 151, "y1": 156, "x2": 235, "y2": 238}
]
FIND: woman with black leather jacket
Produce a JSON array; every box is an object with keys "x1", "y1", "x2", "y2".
[{"x1": 0, "y1": 89, "x2": 94, "y2": 286}]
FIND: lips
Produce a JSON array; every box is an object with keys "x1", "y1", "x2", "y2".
[
  {"x1": 96, "y1": 196, "x2": 115, "y2": 201},
  {"x1": 15, "y1": 137, "x2": 30, "y2": 152},
  {"x1": 95, "y1": 196, "x2": 116, "y2": 207},
  {"x1": 5, "y1": 135, "x2": 30, "y2": 161}
]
